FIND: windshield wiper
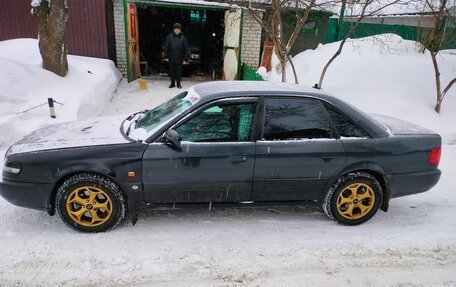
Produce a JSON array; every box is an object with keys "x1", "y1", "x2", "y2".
[
  {"x1": 126, "y1": 118, "x2": 139, "y2": 136},
  {"x1": 126, "y1": 109, "x2": 148, "y2": 121},
  {"x1": 125, "y1": 109, "x2": 149, "y2": 136}
]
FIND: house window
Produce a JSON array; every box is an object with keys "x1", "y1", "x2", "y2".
[{"x1": 303, "y1": 20, "x2": 316, "y2": 30}]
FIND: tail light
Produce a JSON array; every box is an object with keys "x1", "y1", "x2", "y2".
[{"x1": 429, "y1": 147, "x2": 441, "y2": 165}]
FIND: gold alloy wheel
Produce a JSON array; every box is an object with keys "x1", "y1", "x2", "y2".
[
  {"x1": 66, "y1": 186, "x2": 113, "y2": 227},
  {"x1": 336, "y1": 183, "x2": 375, "y2": 220}
]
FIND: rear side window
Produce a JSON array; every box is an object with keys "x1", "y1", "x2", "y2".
[
  {"x1": 324, "y1": 104, "x2": 368, "y2": 138},
  {"x1": 263, "y1": 98, "x2": 331, "y2": 140}
]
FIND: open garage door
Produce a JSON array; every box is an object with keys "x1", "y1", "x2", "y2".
[
  {"x1": 222, "y1": 9, "x2": 242, "y2": 80},
  {"x1": 128, "y1": 2, "x2": 235, "y2": 82},
  {"x1": 136, "y1": 6, "x2": 225, "y2": 80},
  {"x1": 127, "y1": 3, "x2": 141, "y2": 82}
]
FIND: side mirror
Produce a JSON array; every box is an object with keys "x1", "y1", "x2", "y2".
[{"x1": 163, "y1": 129, "x2": 181, "y2": 148}]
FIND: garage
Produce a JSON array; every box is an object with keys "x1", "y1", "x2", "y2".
[
  {"x1": 137, "y1": 6, "x2": 225, "y2": 79},
  {"x1": 124, "y1": 1, "x2": 245, "y2": 83}
]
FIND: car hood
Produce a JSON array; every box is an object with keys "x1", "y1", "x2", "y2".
[{"x1": 7, "y1": 115, "x2": 130, "y2": 156}]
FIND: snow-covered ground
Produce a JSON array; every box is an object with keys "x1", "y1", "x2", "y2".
[
  {"x1": 1, "y1": 36, "x2": 456, "y2": 286},
  {"x1": 102, "y1": 76, "x2": 205, "y2": 116},
  {"x1": 0, "y1": 39, "x2": 122, "y2": 148},
  {"x1": 0, "y1": 134, "x2": 455, "y2": 286}
]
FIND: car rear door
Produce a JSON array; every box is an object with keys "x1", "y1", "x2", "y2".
[
  {"x1": 253, "y1": 97, "x2": 346, "y2": 201},
  {"x1": 142, "y1": 98, "x2": 258, "y2": 204}
]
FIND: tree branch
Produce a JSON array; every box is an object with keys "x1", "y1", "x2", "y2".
[{"x1": 441, "y1": 77, "x2": 456, "y2": 102}]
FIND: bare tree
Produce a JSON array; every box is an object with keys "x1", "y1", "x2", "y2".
[
  {"x1": 316, "y1": 0, "x2": 407, "y2": 89},
  {"x1": 420, "y1": 0, "x2": 456, "y2": 113},
  {"x1": 218, "y1": 0, "x2": 336, "y2": 83},
  {"x1": 32, "y1": 0, "x2": 69, "y2": 77}
]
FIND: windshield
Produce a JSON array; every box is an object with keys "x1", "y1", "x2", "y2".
[{"x1": 132, "y1": 90, "x2": 198, "y2": 138}]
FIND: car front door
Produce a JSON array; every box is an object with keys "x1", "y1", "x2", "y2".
[
  {"x1": 142, "y1": 98, "x2": 258, "y2": 204},
  {"x1": 253, "y1": 97, "x2": 346, "y2": 201}
]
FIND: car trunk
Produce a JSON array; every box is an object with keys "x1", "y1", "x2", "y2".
[
  {"x1": 369, "y1": 114, "x2": 438, "y2": 136},
  {"x1": 370, "y1": 114, "x2": 442, "y2": 172}
]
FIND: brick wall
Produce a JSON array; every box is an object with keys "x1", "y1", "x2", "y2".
[
  {"x1": 241, "y1": 11, "x2": 262, "y2": 69},
  {"x1": 113, "y1": 0, "x2": 127, "y2": 75}
]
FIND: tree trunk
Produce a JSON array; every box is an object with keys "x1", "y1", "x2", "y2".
[
  {"x1": 435, "y1": 101, "x2": 441, "y2": 113},
  {"x1": 272, "y1": 43, "x2": 287, "y2": 83},
  {"x1": 32, "y1": 0, "x2": 69, "y2": 77},
  {"x1": 280, "y1": 60, "x2": 287, "y2": 82},
  {"x1": 286, "y1": 53, "x2": 299, "y2": 84},
  {"x1": 433, "y1": 77, "x2": 456, "y2": 113},
  {"x1": 317, "y1": 10, "x2": 366, "y2": 89},
  {"x1": 430, "y1": 52, "x2": 442, "y2": 113},
  {"x1": 317, "y1": 37, "x2": 347, "y2": 89},
  {"x1": 316, "y1": 0, "x2": 377, "y2": 89}
]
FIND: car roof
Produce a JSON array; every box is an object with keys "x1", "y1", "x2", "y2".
[
  {"x1": 192, "y1": 81, "x2": 329, "y2": 99},
  {"x1": 191, "y1": 81, "x2": 390, "y2": 138}
]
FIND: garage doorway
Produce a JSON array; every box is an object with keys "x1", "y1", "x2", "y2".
[{"x1": 136, "y1": 5, "x2": 225, "y2": 81}]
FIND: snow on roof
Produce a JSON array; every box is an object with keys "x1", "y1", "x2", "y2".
[
  {"x1": 31, "y1": 0, "x2": 41, "y2": 8},
  {"x1": 140, "y1": 0, "x2": 232, "y2": 8},
  {"x1": 134, "y1": 0, "x2": 456, "y2": 17},
  {"x1": 143, "y1": 0, "x2": 455, "y2": 16},
  {"x1": 333, "y1": 0, "x2": 456, "y2": 17},
  {"x1": 229, "y1": 0, "x2": 339, "y2": 13}
]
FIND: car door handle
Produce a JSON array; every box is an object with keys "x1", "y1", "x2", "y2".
[
  {"x1": 323, "y1": 157, "x2": 335, "y2": 162},
  {"x1": 229, "y1": 156, "x2": 247, "y2": 163}
]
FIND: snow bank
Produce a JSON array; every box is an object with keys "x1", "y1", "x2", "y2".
[
  {"x1": 0, "y1": 38, "x2": 122, "y2": 147},
  {"x1": 265, "y1": 34, "x2": 456, "y2": 143}
]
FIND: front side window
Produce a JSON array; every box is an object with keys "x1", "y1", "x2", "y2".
[
  {"x1": 175, "y1": 102, "x2": 256, "y2": 142},
  {"x1": 324, "y1": 104, "x2": 368, "y2": 138},
  {"x1": 263, "y1": 98, "x2": 331, "y2": 140}
]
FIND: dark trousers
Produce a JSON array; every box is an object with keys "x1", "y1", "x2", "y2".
[{"x1": 169, "y1": 63, "x2": 182, "y2": 82}]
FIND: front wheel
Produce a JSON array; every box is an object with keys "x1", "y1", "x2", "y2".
[
  {"x1": 55, "y1": 173, "x2": 127, "y2": 232},
  {"x1": 323, "y1": 172, "x2": 382, "y2": 225}
]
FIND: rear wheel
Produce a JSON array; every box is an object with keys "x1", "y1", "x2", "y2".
[
  {"x1": 323, "y1": 172, "x2": 382, "y2": 225},
  {"x1": 55, "y1": 173, "x2": 127, "y2": 232}
]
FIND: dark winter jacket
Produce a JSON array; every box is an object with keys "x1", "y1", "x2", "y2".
[{"x1": 164, "y1": 32, "x2": 189, "y2": 64}]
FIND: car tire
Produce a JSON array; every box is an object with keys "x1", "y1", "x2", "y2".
[
  {"x1": 323, "y1": 172, "x2": 382, "y2": 225},
  {"x1": 56, "y1": 173, "x2": 127, "y2": 232}
]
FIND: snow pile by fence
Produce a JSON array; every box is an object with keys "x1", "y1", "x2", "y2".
[
  {"x1": 264, "y1": 34, "x2": 456, "y2": 143},
  {"x1": 0, "y1": 38, "x2": 122, "y2": 147}
]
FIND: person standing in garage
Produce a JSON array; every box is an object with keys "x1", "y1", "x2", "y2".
[{"x1": 164, "y1": 23, "x2": 189, "y2": 89}]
